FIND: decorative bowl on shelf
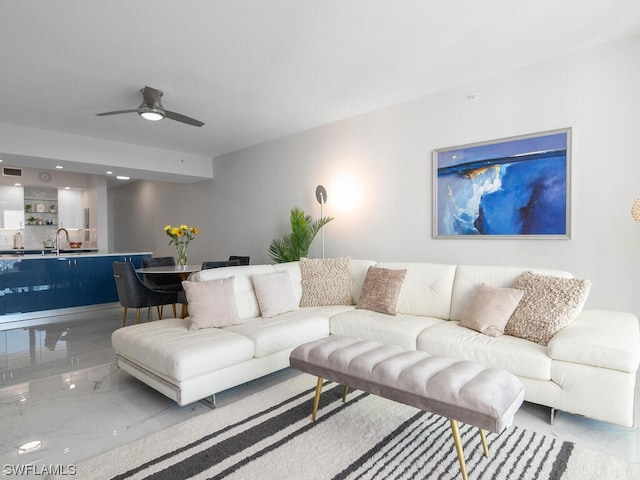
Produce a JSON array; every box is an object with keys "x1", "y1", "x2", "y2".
[{"x1": 69, "y1": 242, "x2": 82, "y2": 248}]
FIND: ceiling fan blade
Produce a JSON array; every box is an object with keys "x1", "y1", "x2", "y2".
[
  {"x1": 95, "y1": 109, "x2": 137, "y2": 117},
  {"x1": 165, "y1": 110, "x2": 205, "y2": 127}
]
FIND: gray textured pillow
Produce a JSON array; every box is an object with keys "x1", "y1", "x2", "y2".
[
  {"x1": 356, "y1": 266, "x2": 407, "y2": 315},
  {"x1": 505, "y1": 271, "x2": 591, "y2": 345},
  {"x1": 182, "y1": 277, "x2": 240, "y2": 329},
  {"x1": 252, "y1": 270, "x2": 299, "y2": 318},
  {"x1": 460, "y1": 284, "x2": 524, "y2": 337},
  {"x1": 300, "y1": 257, "x2": 352, "y2": 307}
]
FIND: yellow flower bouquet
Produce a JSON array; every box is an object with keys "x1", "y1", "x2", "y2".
[{"x1": 164, "y1": 224, "x2": 199, "y2": 267}]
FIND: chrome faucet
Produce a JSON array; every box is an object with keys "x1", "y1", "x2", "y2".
[{"x1": 55, "y1": 228, "x2": 70, "y2": 256}]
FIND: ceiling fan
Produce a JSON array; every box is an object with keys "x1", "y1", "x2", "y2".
[{"x1": 96, "y1": 86, "x2": 204, "y2": 127}]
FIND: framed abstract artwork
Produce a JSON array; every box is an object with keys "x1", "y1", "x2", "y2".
[{"x1": 433, "y1": 128, "x2": 571, "y2": 238}]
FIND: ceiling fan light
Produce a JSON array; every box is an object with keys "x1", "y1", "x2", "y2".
[{"x1": 138, "y1": 106, "x2": 165, "y2": 121}]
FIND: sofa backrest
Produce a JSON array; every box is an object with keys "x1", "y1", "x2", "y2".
[
  {"x1": 273, "y1": 259, "x2": 377, "y2": 305},
  {"x1": 375, "y1": 262, "x2": 457, "y2": 319},
  {"x1": 449, "y1": 264, "x2": 574, "y2": 321},
  {"x1": 187, "y1": 259, "x2": 377, "y2": 319}
]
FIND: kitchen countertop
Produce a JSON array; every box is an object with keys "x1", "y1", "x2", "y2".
[{"x1": 0, "y1": 251, "x2": 152, "y2": 259}]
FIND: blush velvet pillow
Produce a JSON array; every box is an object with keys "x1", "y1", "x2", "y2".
[
  {"x1": 356, "y1": 266, "x2": 407, "y2": 315},
  {"x1": 460, "y1": 284, "x2": 524, "y2": 337},
  {"x1": 300, "y1": 257, "x2": 352, "y2": 307},
  {"x1": 252, "y1": 270, "x2": 299, "y2": 318},
  {"x1": 505, "y1": 271, "x2": 592, "y2": 345},
  {"x1": 182, "y1": 277, "x2": 240, "y2": 330}
]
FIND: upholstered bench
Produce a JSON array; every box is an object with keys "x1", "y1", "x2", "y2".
[{"x1": 289, "y1": 336, "x2": 525, "y2": 480}]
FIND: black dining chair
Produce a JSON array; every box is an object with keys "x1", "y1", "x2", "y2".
[
  {"x1": 141, "y1": 256, "x2": 183, "y2": 291},
  {"x1": 228, "y1": 255, "x2": 250, "y2": 265},
  {"x1": 113, "y1": 262, "x2": 179, "y2": 327},
  {"x1": 201, "y1": 259, "x2": 241, "y2": 270}
]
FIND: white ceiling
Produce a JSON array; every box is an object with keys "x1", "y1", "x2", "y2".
[{"x1": 1, "y1": 1, "x2": 639, "y2": 176}]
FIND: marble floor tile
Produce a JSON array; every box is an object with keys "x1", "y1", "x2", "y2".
[{"x1": 0, "y1": 306, "x2": 638, "y2": 478}]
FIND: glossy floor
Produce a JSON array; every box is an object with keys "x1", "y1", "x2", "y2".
[{"x1": 0, "y1": 307, "x2": 638, "y2": 477}]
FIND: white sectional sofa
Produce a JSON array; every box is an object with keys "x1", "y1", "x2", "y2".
[{"x1": 111, "y1": 259, "x2": 640, "y2": 427}]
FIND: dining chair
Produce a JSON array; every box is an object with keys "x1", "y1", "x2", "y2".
[
  {"x1": 141, "y1": 256, "x2": 183, "y2": 290},
  {"x1": 112, "y1": 262, "x2": 179, "y2": 327},
  {"x1": 228, "y1": 255, "x2": 250, "y2": 265},
  {"x1": 201, "y1": 259, "x2": 241, "y2": 270}
]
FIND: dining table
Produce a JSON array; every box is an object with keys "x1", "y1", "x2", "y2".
[
  {"x1": 135, "y1": 264, "x2": 202, "y2": 318},
  {"x1": 135, "y1": 264, "x2": 202, "y2": 281}
]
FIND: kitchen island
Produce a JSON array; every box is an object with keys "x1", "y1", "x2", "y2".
[{"x1": 0, "y1": 252, "x2": 151, "y2": 322}]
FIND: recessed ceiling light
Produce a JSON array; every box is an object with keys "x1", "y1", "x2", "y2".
[
  {"x1": 14, "y1": 183, "x2": 21, "y2": 186},
  {"x1": 106, "y1": 171, "x2": 113, "y2": 175},
  {"x1": 55, "y1": 165, "x2": 63, "y2": 169},
  {"x1": 116, "y1": 176, "x2": 130, "y2": 180},
  {"x1": 64, "y1": 186, "x2": 71, "y2": 190}
]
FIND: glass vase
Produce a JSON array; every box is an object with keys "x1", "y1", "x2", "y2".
[{"x1": 176, "y1": 243, "x2": 188, "y2": 270}]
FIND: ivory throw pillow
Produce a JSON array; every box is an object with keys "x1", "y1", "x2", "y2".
[
  {"x1": 300, "y1": 257, "x2": 352, "y2": 307},
  {"x1": 182, "y1": 277, "x2": 240, "y2": 330},
  {"x1": 252, "y1": 271, "x2": 299, "y2": 318},
  {"x1": 460, "y1": 284, "x2": 524, "y2": 337},
  {"x1": 356, "y1": 266, "x2": 407, "y2": 315},
  {"x1": 505, "y1": 271, "x2": 592, "y2": 345}
]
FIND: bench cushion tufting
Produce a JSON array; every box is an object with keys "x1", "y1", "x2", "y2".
[{"x1": 290, "y1": 336, "x2": 525, "y2": 433}]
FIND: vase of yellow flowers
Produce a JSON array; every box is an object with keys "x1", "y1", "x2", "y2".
[{"x1": 164, "y1": 224, "x2": 199, "y2": 269}]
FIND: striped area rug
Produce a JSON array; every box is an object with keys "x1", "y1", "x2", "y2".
[{"x1": 59, "y1": 374, "x2": 638, "y2": 480}]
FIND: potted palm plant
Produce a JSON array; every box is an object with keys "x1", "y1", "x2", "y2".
[{"x1": 268, "y1": 207, "x2": 333, "y2": 263}]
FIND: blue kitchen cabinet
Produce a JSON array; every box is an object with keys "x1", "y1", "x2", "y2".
[
  {"x1": 3, "y1": 258, "x2": 60, "y2": 313},
  {"x1": 2, "y1": 254, "x2": 150, "y2": 314}
]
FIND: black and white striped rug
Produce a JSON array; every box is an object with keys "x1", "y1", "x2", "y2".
[{"x1": 59, "y1": 375, "x2": 638, "y2": 480}]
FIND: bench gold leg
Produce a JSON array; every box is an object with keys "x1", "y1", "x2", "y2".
[
  {"x1": 342, "y1": 385, "x2": 349, "y2": 403},
  {"x1": 450, "y1": 419, "x2": 468, "y2": 480},
  {"x1": 311, "y1": 377, "x2": 323, "y2": 422},
  {"x1": 479, "y1": 428, "x2": 489, "y2": 458}
]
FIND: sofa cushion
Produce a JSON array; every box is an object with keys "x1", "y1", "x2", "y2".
[
  {"x1": 460, "y1": 284, "x2": 524, "y2": 337},
  {"x1": 505, "y1": 271, "x2": 591, "y2": 346},
  {"x1": 252, "y1": 270, "x2": 299, "y2": 318},
  {"x1": 450, "y1": 265, "x2": 574, "y2": 321},
  {"x1": 182, "y1": 277, "x2": 240, "y2": 329},
  {"x1": 188, "y1": 264, "x2": 275, "y2": 319},
  {"x1": 375, "y1": 262, "x2": 456, "y2": 319},
  {"x1": 417, "y1": 321, "x2": 552, "y2": 380},
  {"x1": 349, "y1": 259, "x2": 379, "y2": 303},
  {"x1": 330, "y1": 309, "x2": 444, "y2": 350},
  {"x1": 224, "y1": 309, "x2": 330, "y2": 357},
  {"x1": 300, "y1": 257, "x2": 352, "y2": 306},
  {"x1": 356, "y1": 266, "x2": 407, "y2": 315},
  {"x1": 548, "y1": 310, "x2": 640, "y2": 373},
  {"x1": 111, "y1": 318, "x2": 255, "y2": 382}
]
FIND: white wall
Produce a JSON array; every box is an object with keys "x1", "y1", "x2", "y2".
[{"x1": 112, "y1": 35, "x2": 640, "y2": 315}]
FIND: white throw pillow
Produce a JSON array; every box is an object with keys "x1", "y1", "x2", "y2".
[
  {"x1": 460, "y1": 284, "x2": 524, "y2": 337},
  {"x1": 182, "y1": 277, "x2": 240, "y2": 330},
  {"x1": 252, "y1": 271, "x2": 299, "y2": 318}
]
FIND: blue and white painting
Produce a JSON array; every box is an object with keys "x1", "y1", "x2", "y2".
[{"x1": 434, "y1": 129, "x2": 570, "y2": 237}]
